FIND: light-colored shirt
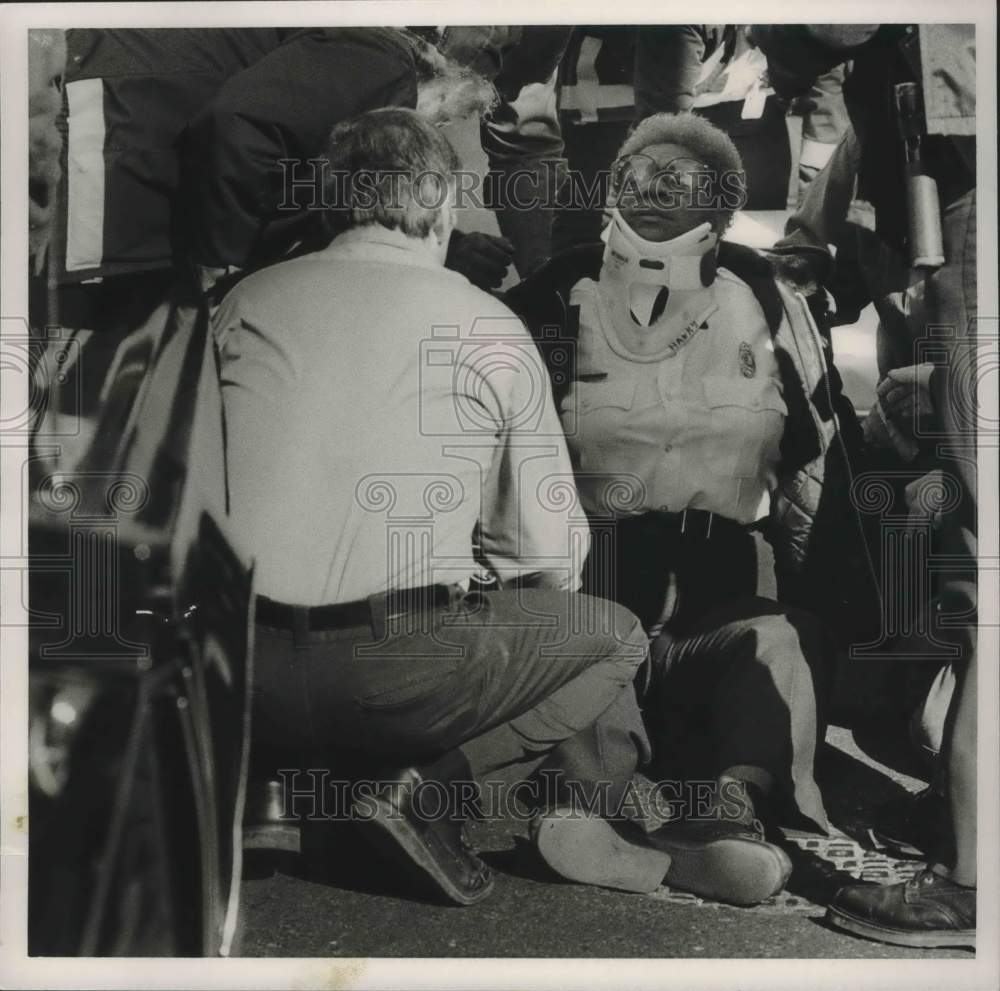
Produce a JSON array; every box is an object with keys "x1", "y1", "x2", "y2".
[
  {"x1": 213, "y1": 225, "x2": 586, "y2": 605},
  {"x1": 560, "y1": 268, "x2": 786, "y2": 524}
]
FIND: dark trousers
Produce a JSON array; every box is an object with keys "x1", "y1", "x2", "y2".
[
  {"x1": 584, "y1": 514, "x2": 832, "y2": 830},
  {"x1": 551, "y1": 119, "x2": 630, "y2": 255},
  {"x1": 252, "y1": 587, "x2": 651, "y2": 813}
]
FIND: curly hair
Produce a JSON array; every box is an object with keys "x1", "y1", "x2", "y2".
[{"x1": 620, "y1": 112, "x2": 744, "y2": 178}]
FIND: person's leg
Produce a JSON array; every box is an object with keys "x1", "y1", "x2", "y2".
[
  {"x1": 551, "y1": 119, "x2": 630, "y2": 254},
  {"x1": 449, "y1": 589, "x2": 650, "y2": 799},
  {"x1": 826, "y1": 189, "x2": 978, "y2": 948},
  {"x1": 534, "y1": 596, "x2": 813, "y2": 904},
  {"x1": 938, "y1": 646, "x2": 977, "y2": 886},
  {"x1": 252, "y1": 587, "x2": 650, "y2": 794},
  {"x1": 648, "y1": 597, "x2": 832, "y2": 833},
  {"x1": 482, "y1": 69, "x2": 566, "y2": 278},
  {"x1": 827, "y1": 648, "x2": 976, "y2": 949},
  {"x1": 253, "y1": 588, "x2": 649, "y2": 904},
  {"x1": 924, "y1": 184, "x2": 977, "y2": 887},
  {"x1": 269, "y1": 588, "x2": 644, "y2": 766}
]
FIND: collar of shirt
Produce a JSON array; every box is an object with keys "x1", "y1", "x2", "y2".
[{"x1": 318, "y1": 224, "x2": 448, "y2": 273}]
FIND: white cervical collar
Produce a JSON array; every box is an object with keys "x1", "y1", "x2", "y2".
[{"x1": 601, "y1": 208, "x2": 719, "y2": 327}]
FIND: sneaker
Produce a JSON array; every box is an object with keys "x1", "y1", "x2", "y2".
[{"x1": 827, "y1": 869, "x2": 976, "y2": 950}]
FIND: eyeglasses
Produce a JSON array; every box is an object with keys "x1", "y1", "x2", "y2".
[{"x1": 609, "y1": 152, "x2": 713, "y2": 207}]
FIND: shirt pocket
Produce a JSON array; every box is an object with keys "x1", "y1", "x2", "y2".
[
  {"x1": 701, "y1": 375, "x2": 787, "y2": 477},
  {"x1": 561, "y1": 377, "x2": 638, "y2": 443},
  {"x1": 575, "y1": 378, "x2": 638, "y2": 413}
]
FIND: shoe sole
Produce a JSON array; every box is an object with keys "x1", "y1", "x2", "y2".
[
  {"x1": 659, "y1": 835, "x2": 793, "y2": 906},
  {"x1": 827, "y1": 906, "x2": 976, "y2": 950},
  {"x1": 355, "y1": 796, "x2": 494, "y2": 907},
  {"x1": 534, "y1": 813, "x2": 671, "y2": 894}
]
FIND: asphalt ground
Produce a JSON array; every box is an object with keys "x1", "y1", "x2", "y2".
[{"x1": 239, "y1": 723, "x2": 967, "y2": 959}]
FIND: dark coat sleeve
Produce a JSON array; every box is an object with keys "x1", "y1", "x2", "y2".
[
  {"x1": 633, "y1": 26, "x2": 711, "y2": 119},
  {"x1": 176, "y1": 27, "x2": 416, "y2": 268}
]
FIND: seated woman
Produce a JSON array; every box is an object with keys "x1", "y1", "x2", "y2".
[{"x1": 507, "y1": 113, "x2": 879, "y2": 892}]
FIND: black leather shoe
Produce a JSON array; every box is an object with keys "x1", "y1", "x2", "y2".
[
  {"x1": 827, "y1": 869, "x2": 976, "y2": 949},
  {"x1": 352, "y1": 752, "x2": 494, "y2": 906}
]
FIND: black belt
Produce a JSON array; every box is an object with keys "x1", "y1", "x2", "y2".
[
  {"x1": 256, "y1": 584, "x2": 454, "y2": 632},
  {"x1": 603, "y1": 509, "x2": 750, "y2": 542}
]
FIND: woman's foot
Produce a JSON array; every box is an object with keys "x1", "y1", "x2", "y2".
[{"x1": 532, "y1": 804, "x2": 792, "y2": 905}]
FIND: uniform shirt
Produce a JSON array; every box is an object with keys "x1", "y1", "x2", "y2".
[
  {"x1": 213, "y1": 225, "x2": 585, "y2": 606},
  {"x1": 560, "y1": 268, "x2": 786, "y2": 524}
]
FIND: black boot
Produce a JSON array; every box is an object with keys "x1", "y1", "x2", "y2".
[{"x1": 827, "y1": 869, "x2": 976, "y2": 950}]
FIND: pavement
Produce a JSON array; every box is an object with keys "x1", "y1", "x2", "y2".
[{"x1": 238, "y1": 719, "x2": 968, "y2": 960}]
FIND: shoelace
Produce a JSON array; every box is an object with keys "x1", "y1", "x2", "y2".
[{"x1": 459, "y1": 823, "x2": 492, "y2": 887}]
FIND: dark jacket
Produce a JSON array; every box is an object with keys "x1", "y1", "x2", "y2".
[
  {"x1": 504, "y1": 242, "x2": 883, "y2": 644},
  {"x1": 57, "y1": 27, "x2": 416, "y2": 281},
  {"x1": 557, "y1": 25, "x2": 724, "y2": 124}
]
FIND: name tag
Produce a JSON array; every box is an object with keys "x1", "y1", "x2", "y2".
[{"x1": 662, "y1": 302, "x2": 719, "y2": 358}]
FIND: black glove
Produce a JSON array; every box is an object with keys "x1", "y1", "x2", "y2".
[{"x1": 445, "y1": 229, "x2": 515, "y2": 291}]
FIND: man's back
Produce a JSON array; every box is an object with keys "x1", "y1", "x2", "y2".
[{"x1": 214, "y1": 225, "x2": 579, "y2": 605}]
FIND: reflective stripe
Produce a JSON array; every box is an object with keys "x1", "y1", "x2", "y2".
[
  {"x1": 65, "y1": 78, "x2": 105, "y2": 272},
  {"x1": 560, "y1": 83, "x2": 635, "y2": 114},
  {"x1": 573, "y1": 35, "x2": 603, "y2": 122}
]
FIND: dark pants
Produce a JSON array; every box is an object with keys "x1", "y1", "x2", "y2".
[
  {"x1": 584, "y1": 514, "x2": 832, "y2": 830},
  {"x1": 551, "y1": 119, "x2": 630, "y2": 255},
  {"x1": 252, "y1": 586, "x2": 651, "y2": 813}
]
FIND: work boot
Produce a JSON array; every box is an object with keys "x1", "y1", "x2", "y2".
[
  {"x1": 352, "y1": 750, "x2": 494, "y2": 906},
  {"x1": 827, "y1": 869, "x2": 976, "y2": 950},
  {"x1": 533, "y1": 788, "x2": 792, "y2": 906},
  {"x1": 647, "y1": 815, "x2": 792, "y2": 906}
]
